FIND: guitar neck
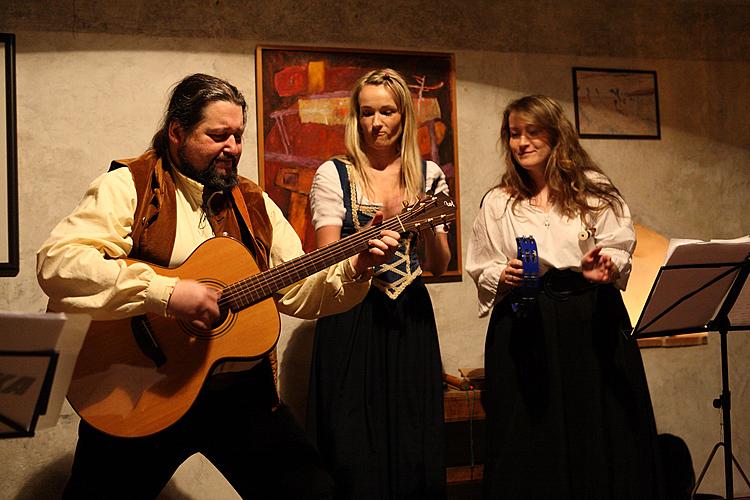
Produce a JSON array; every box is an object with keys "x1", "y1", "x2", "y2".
[{"x1": 221, "y1": 216, "x2": 405, "y2": 312}]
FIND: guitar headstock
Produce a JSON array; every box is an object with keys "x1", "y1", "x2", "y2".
[{"x1": 398, "y1": 192, "x2": 457, "y2": 234}]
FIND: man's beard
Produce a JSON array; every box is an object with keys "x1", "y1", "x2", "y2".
[{"x1": 176, "y1": 145, "x2": 239, "y2": 191}]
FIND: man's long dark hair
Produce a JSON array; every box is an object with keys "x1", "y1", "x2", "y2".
[{"x1": 151, "y1": 73, "x2": 247, "y2": 158}]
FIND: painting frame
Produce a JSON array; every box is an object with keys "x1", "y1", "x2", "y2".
[
  {"x1": 572, "y1": 67, "x2": 661, "y2": 140},
  {"x1": 0, "y1": 33, "x2": 19, "y2": 277},
  {"x1": 255, "y1": 45, "x2": 462, "y2": 282}
]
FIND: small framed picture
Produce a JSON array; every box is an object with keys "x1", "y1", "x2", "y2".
[{"x1": 572, "y1": 67, "x2": 660, "y2": 140}]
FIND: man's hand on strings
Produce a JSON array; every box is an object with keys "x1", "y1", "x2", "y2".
[{"x1": 167, "y1": 279, "x2": 222, "y2": 329}]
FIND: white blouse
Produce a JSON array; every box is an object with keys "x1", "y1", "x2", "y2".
[
  {"x1": 466, "y1": 186, "x2": 636, "y2": 318},
  {"x1": 309, "y1": 159, "x2": 450, "y2": 232},
  {"x1": 37, "y1": 167, "x2": 372, "y2": 322}
]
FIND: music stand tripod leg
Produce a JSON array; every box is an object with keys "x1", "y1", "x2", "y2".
[
  {"x1": 692, "y1": 442, "x2": 723, "y2": 499},
  {"x1": 731, "y1": 455, "x2": 750, "y2": 492},
  {"x1": 691, "y1": 327, "x2": 750, "y2": 500}
]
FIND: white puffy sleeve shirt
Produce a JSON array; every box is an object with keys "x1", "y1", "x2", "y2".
[
  {"x1": 37, "y1": 167, "x2": 371, "y2": 322},
  {"x1": 309, "y1": 159, "x2": 450, "y2": 232},
  {"x1": 466, "y1": 186, "x2": 636, "y2": 317}
]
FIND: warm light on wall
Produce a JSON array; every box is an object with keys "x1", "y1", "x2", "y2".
[{"x1": 624, "y1": 224, "x2": 708, "y2": 348}]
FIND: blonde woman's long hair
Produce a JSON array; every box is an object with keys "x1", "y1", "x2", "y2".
[
  {"x1": 343, "y1": 68, "x2": 424, "y2": 202},
  {"x1": 497, "y1": 94, "x2": 624, "y2": 219}
]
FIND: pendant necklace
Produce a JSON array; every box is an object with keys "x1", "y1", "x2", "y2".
[{"x1": 530, "y1": 194, "x2": 551, "y2": 230}]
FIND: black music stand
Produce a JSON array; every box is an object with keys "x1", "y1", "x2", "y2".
[
  {"x1": 0, "y1": 350, "x2": 58, "y2": 438},
  {"x1": 633, "y1": 239, "x2": 750, "y2": 499},
  {"x1": 0, "y1": 312, "x2": 90, "y2": 438}
]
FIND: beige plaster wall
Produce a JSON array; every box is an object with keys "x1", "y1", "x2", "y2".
[{"x1": 0, "y1": 6, "x2": 749, "y2": 497}]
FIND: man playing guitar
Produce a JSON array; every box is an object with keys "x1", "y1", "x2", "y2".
[{"x1": 36, "y1": 73, "x2": 402, "y2": 499}]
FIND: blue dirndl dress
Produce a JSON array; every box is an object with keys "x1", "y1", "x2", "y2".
[{"x1": 307, "y1": 159, "x2": 446, "y2": 500}]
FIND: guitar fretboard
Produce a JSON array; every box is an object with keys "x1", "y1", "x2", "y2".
[{"x1": 219, "y1": 213, "x2": 419, "y2": 312}]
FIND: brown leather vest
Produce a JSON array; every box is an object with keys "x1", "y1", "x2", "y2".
[
  {"x1": 109, "y1": 150, "x2": 273, "y2": 271},
  {"x1": 109, "y1": 150, "x2": 280, "y2": 388}
]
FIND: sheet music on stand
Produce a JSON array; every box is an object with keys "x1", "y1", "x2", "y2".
[
  {"x1": 632, "y1": 235, "x2": 750, "y2": 499},
  {"x1": 0, "y1": 312, "x2": 90, "y2": 438},
  {"x1": 728, "y1": 267, "x2": 750, "y2": 327},
  {"x1": 633, "y1": 236, "x2": 750, "y2": 338}
]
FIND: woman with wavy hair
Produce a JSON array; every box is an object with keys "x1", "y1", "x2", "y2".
[
  {"x1": 306, "y1": 68, "x2": 450, "y2": 499},
  {"x1": 466, "y1": 95, "x2": 663, "y2": 499}
]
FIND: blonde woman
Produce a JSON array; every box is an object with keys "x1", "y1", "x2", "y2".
[
  {"x1": 307, "y1": 68, "x2": 450, "y2": 499},
  {"x1": 466, "y1": 95, "x2": 663, "y2": 499}
]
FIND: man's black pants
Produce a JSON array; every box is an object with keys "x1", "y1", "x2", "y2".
[{"x1": 63, "y1": 360, "x2": 334, "y2": 499}]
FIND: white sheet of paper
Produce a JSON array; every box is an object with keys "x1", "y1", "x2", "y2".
[
  {"x1": 635, "y1": 236, "x2": 750, "y2": 337},
  {"x1": 664, "y1": 235, "x2": 750, "y2": 263}
]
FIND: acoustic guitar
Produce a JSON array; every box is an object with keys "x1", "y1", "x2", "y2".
[{"x1": 66, "y1": 193, "x2": 456, "y2": 437}]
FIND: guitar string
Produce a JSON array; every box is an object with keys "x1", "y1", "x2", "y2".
[
  {"x1": 140, "y1": 207, "x2": 454, "y2": 329},
  {"x1": 257, "y1": 207, "x2": 455, "y2": 291},
  {"x1": 218, "y1": 205, "x2": 454, "y2": 309},
  {"x1": 219, "y1": 208, "x2": 456, "y2": 307},
  {"x1": 219, "y1": 213, "x2": 418, "y2": 306},
  {"x1": 220, "y1": 225, "x2": 381, "y2": 306}
]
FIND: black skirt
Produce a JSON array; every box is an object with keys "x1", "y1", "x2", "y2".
[
  {"x1": 482, "y1": 270, "x2": 664, "y2": 500},
  {"x1": 307, "y1": 277, "x2": 446, "y2": 500}
]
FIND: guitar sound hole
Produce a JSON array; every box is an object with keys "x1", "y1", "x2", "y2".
[
  {"x1": 182, "y1": 303, "x2": 234, "y2": 340},
  {"x1": 210, "y1": 305, "x2": 230, "y2": 330}
]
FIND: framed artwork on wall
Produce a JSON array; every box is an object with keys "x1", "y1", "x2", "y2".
[
  {"x1": 255, "y1": 45, "x2": 462, "y2": 282},
  {"x1": 572, "y1": 67, "x2": 661, "y2": 140},
  {"x1": 0, "y1": 33, "x2": 18, "y2": 277}
]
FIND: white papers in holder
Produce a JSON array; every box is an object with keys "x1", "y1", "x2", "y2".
[
  {"x1": 0, "y1": 311, "x2": 90, "y2": 437},
  {"x1": 633, "y1": 236, "x2": 750, "y2": 338}
]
